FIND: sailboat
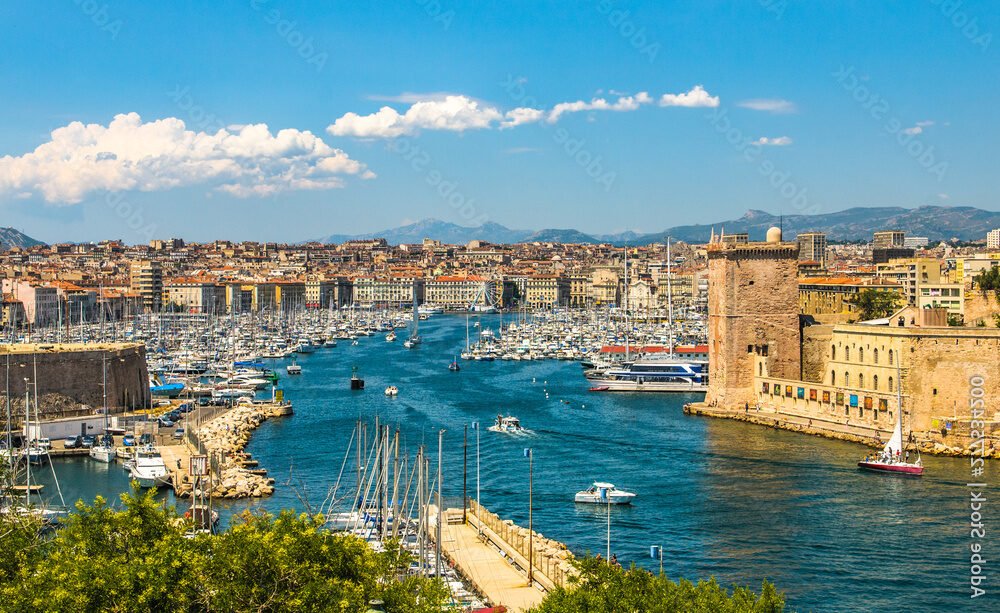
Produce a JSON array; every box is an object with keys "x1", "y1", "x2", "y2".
[
  {"x1": 403, "y1": 290, "x2": 421, "y2": 349},
  {"x1": 89, "y1": 353, "x2": 116, "y2": 463},
  {"x1": 858, "y1": 366, "x2": 923, "y2": 476}
]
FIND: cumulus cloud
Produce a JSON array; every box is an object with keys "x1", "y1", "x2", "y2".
[
  {"x1": 903, "y1": 120, "x2": 934, "y2": 135},
  {"x1": 328, "y1": 86, "x2": 720, "y2": 138},
  {"x1": 328, "y1": 95, "x2": 503, "y2": 138},
  {"x1": 0, "y1": 113, "x2": 373, "y2": 204},
  {"x1": 754, "y1": 136, "x2": 793, "y2": 146},
  {"x1": 658, "y1": 85, "x2": 719, "y2": 108},
  {"x1": 738, "y1": 98, "x2": 798, "y2": 114}
]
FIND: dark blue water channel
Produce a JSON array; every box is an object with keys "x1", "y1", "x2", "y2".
[{"x1": 37, "y1": 315, "x2": 982, "y2": 612}]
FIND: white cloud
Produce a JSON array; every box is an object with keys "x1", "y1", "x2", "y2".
[
  {"x1": 328, "y1": 86, "x2": 720, "y2": 138},
  {"x1": 328, "y1": 95, "x2": 503, "y2": 138},
  {"x1": 754, "y1": 136, "x2": 793, "y2": 146},
  {"x1": 738, "y1": 98, "x2": 798, "y2": 114},
  {"x1": 903, "y1": 120, "x2": 934, "y2": 135},
  {"x1": 658, "y1": 85, "x2": 719, "y2": 108},
  {"x1": 0, "y1": 112, "x2": 372, "y2": 204},
  {"x1": 547, "y1": 92, "x2": 653, "y2": 123}
]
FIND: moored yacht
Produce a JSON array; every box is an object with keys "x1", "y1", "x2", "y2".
[
  {"x1": 88, "y1": 434, "x2": 116, "y2": 463},
  {"x1": 129, "y1": 445, "x2": 171, "y2": 488},
  {"x1": 586, "y1": 358, "x2": 708, "y2": 392}
]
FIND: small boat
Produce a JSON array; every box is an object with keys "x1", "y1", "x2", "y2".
[
  {"x1": 448, "y1": 358, "x2": 460, "y2": 372},
  {"x1": 487, "y1": 415, "x2": 524, "y2": 434},
  {"x1": 386, "y1": 331, "x2": 397, "y2": 342},
  {"x1": 384, "y1": 386, "x2": 399, "y2": 397},
  {"x1": 574, "y1": 482, "x2": 636, "y2": 505},
  {"x1": 24, "y1": 445, "x2": 50, "y2": 465},
  {"x1": 286, "y1": 362, "x2": 302, "y2": 375},
  {"x1": 350, "y1": 366, "x2": 365, "y2": 390},
  {"x1": 129, "y1": 446, "x2": 171, "y2": 488},
  {"x1": 89, "y1": 434, "x2": 116, "y2": 463},
  {"x1": 588, "y1": 386, "x2": 610, "y2": 392}
]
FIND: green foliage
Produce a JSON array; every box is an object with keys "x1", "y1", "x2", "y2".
[
  {"x1": 0, "y1": 487, "x2": 446, "y2": 613},
  {"x1": 530, "y1": 557, "x2": 785, "y2": 613},
  {"x1": 993, "y1": 313, "x2": 1000, "y2": 328},
  {"x1": 947, "y1": 313, "x2": 964, "y2": 327},
  {"x1": 972, "y1": 266, "x2": 1000, "y2": 302},
  {"x1": 852, "y1": 289, "x2": 903, "y2": 322}
]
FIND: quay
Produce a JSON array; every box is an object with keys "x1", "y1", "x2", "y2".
[{"x1": 428, "y1": 500, "x2": 574, "y2": 613}]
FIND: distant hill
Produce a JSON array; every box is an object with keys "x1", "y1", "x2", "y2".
[
  {"x1": 314, "y1": 206, "x2": 1000, "y2": 246},
  {"x1": 0, "y1": 227, "x2": 45, "y2": 249}
]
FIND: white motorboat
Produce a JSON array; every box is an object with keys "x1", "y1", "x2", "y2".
[
  {"x1": 286, "y1": 362, "x2": 302, "y2": 375},
  {"x1": 574, "y1": 482, "x2": 636, "y2": 505},
  {"x1": 384, "y1": 385, "x2": 399, "y2": 397},
  {"x1": 129, "y1": 446, "x2": 171, "y2": 488},
  {"x1": 487, "y1": 415, "x2": 524, "y2": 434},
  {"x1": 385, "y1": 331, "x2": 397, "y2": 342},
  {"x1": 89, "y1": 435, "x2": 116, "y2": 463}
]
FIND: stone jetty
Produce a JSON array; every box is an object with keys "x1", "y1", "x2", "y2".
[{"x1": 175, "y1": 401, "x2": 292, "y2": 499}]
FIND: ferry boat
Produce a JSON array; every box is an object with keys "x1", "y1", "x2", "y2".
[
  {"x1": 487, "y1": 415, "x2": 524, "y2": 434},
  {"x1": 129, "y1": 446, "x2": 171, "y2": 488},
  {"x1": 574, "y1": 482, "x2": 636, "y2": 505},
  {"x1": 585, "y1": 359, "x2": 708, "y2": 393}
]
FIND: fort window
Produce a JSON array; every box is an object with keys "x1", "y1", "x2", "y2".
[
  {"x1": 873, "y1": 375, "x2": 878, "y2": 390},
  {"x1": 888, "y1": 377, "x2": 894, "y2": 392},
  {"x1": 859, "y1": 348, "x2": 864, "y2": 362},
  {"x1": 831, "y1": 370, "x2": 836, "y2": 385},
  {"x1": 759, "y1": 362, "x2": 763, "y2": 376},
  {"x1": 844, "y1": 371, "x2": 850, "y2": 386},
  {"x1": 873, "y1": 348, "x2": 879, "y2": 364},
  {"x1": 933, "y1": 388, "x2": 937, "y2": 395},
  {"x1": 859, "y1": 406, "x2": 864, "y2": 418},
  {"x1": 845, "y1": 347, "x2": 850, "y2": 360},
  {"x1": 831, "y1": 345, "x2": 836, "y2": 359},
  {"x1": 888, "y1": 349, "x2": 894, "y2": 365},
  {"x1": 748, "y1": 344, "x2": 753, "y2": 353},
  {"x1": 859, "y1": 374, "x2": 865, "y2": 388}
]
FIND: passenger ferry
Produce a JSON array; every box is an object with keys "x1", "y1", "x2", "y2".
[{"x1": 585, "y1": 359, "x2": 708, "y2": 393}]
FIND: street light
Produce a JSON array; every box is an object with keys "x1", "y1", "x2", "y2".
[
  {"x1": 524, "y1": 447, "x2": 533, "y2": 586},
  {"x1": 650, "y1": 545, "x2": 664, "y2": 575}
]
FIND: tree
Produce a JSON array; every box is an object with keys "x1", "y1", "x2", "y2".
[
  {"x1": 852, "y1": 289, "x2": 903, "y2": 322},
  {"x1": 973, "y1": 266, "x2": 1000, "y2": 302},
  {"x1": 530, "y1": 557, "x2": 784, "y2": 613},
  {"x1": 0, "y1": 487, "x2": 447, "y2": 612}
]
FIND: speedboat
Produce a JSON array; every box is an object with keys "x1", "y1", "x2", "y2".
[
  {"x1": 129, "y1": 446, "x2": 171, "y2": 488},
  {"x1": 574, "y1": 482, "x2": 636, "y2": 505},
  {"x1": 384, "y1": 386, "x2": 399, "y2": 397},
  {"x1": 385, "y1": 331, "x2": 397, "y2": 342},
  {"x1": 286, "y1": 363, "x2": 302, "y2": 375},
  {"x1": 448, "y1": 358, "x2": 460, "y2": 372},
  {"x1": 487, "y1": 415, "x2": 524, "y2": 434}
]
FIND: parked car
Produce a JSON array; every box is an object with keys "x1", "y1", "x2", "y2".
[
  {"x1": 81, "y1": 434, "x2": 96, "y2": 448},
  {"x1": 197, "y1": 397, "x2": 211, "y2": 407},
  {"x1": 172, "y1": 428, "x2": 185, "y2": 440},
  {"x1": 139, "y1": 433, "x2": 152, "y2": 445},
  {"x1": 63, "y1": 435, "x2": 82, "y2": 449},
  {"x1": 122, "y1": 434, "x2": 136, "y2": 447},
  {"x1": 167, "y1": 410, "x2": 182, "y2": 421},
  {"x1": 158, "y1": 417, "x2": 175, "y2": 428},
  {"x1": 178, "y1": 403, "x2": 194, "y2": 413}
]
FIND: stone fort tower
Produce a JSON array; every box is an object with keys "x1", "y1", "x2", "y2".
[{"x1": 706, "y1": 227, "x2": 801, "y2": 408}]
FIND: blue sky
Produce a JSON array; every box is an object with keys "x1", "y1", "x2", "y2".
[{"x1": 1, "y1": 0, "x2": 998, "y2": 243}]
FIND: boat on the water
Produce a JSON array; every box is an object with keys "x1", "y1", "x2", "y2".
[
  {"x1": 89, "y1": 434, "x2": 116, "y2": 463},
  {"x1": 448, "y1": 357, "x2": 460, "y2": 372},
  {"x1": 286, "y1": 362, "x2": 302, "y2": 375},
  {"x1": 858, "y1": 368, "x2": 923, "y2": 476},
  {"x1": 487, "y1": 415, "x2": 524, "y2": 434},
  {"x1": 585, "y1": 359, "x2": 708, "y2": 392},
  {"x1": 129, "y1": 446, "x2": 171, "y2": 488},
  {"x1": 384, "y1": 385, "x2": 399, "y2": 397},
  {"x1": 574, "y1": 481, "x2": 636, "y2": 505},
  {"x1": 385, "y1": 331, "x2": 397, "y2": 342}
]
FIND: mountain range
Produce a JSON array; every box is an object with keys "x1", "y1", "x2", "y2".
[
  {"x1": 0, "y1": 227, "x2": 45, "y2": 249},
  {"x1": 316, "y1": 206, "x2": 1000, "y2": 246}
]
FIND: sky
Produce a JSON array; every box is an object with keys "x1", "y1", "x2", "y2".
[{"x1": 1, "y1": 0, "x2": 998, "y2": 244}]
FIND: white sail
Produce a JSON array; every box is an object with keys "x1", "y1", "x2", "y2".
[{"x1": 883, "y1": 412, "x2": 903, "y2": 457}]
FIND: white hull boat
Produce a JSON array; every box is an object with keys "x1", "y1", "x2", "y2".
[{"x1": 575, "y1": 482, "x2": 636, "y2": 505}]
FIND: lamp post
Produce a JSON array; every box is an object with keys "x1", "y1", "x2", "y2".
[
  {"x1": 524, "y1": 447, "x2": 533, "y2": 585},
  {"x1": 650, "y1": 545, "x2": 664, "y2": 575}
]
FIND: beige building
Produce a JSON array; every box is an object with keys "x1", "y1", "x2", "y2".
[
  {"x1": 798, "y1": 277, "x2": 904, "y2": 323},
  {"x1": 424, "y1": 275, "x2": 496, "y2": 309},
  {"x1": 352, "y1": 276, "x2": 424, "y2": 307},
  {"x1": 589, "y1": 268, "x2": 620, "y2": 305},
  {"x1": 163, "y1": 278, "x2": 225, "y2": 314},
  {"x1": 873, "y1": 230, "x2": 905, "y2": 250},
  {"x1": 796, "y1": 232, "x2": 828, "y2": 269},
  {"x1": 521, "y1": 275, "x2": 569, "y2": 308},
  {"x1": 129, "y1": 260, "x2": 163, "y2": 312}
]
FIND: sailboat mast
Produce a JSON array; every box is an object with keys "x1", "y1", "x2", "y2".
[
  {"x1": 623, "y1": 245, "x2": 630, "y2": 361},
  {"x1": 667, "y1": 237, "x2": 674, "y2": 358}
]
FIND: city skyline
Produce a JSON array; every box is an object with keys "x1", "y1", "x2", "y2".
[{"x1": 2, "y1": 1, "x2": 998, "y2": 244}]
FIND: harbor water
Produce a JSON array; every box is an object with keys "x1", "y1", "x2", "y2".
[{"x1": 38, "y1": 314, "x2": 977, "y2": 612}]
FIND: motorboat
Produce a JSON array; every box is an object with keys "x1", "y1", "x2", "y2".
[
  {"x1": 88, "y1": 434, "x2": 116, "y2": 463},
  {"x1": 286, "y1": 362, "x2": 302, "y2": 375},
  {"x1": 448, "y1": 358, "x2": 460, "y2": 372},
  {"x1": 487, "y1": 415, "x2": 524, "y2": 434},
  {"x1": 574, "y1": 482, "x2": 636, "y2": 505},
  {"x1": 129, "y1": 446, "x2": 171, "y2": 488},
  {"x1": 384, "y1": 385, "x2": 399, "y2": 397},
  {"x1": 24, "y1": 445, "x2": 50, "y2": 465},
  {"x1": 386, "y1": 331, "x2": 397, "y2": 342}
]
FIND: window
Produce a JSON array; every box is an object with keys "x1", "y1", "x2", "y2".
[
  {"x1": 844, "y1": 371, "x2": 850, "y2": 387},
  {"x1": 859, "y1": 374, "x2": 865, "y2": 388},
  {"x1": 832, "y1": 345, "x2": 837, "y2": 360},
  {"x1": 831, "y1": 370, "x2": 836, "y2": 385},
  {"x1": 759, "y1": 362, "x2": 763, "y2": 376},
  {"x1": 845, "y1": 347, "x2": 850, "y2": 360},
  {"x1": 873, "y1": 375, "x2": 878, "y2": 390},
  {"x1": 859, "y1": 348, "x2": 864, "y2": 362},
  {"x1": 888, "y1": 349, "x2": 894, "y2": 365},
  {"x1": 874, "y1": 348, "x2": 879, "y2": 364},
  {"x1": 889, "y1": 377, "x2": 894, "y2": 392}
]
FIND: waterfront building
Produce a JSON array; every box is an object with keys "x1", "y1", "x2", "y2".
[
  {"x1": 352, "y1": 275, "x2": 424, "y2": 307},
  {"x1": 521, "y1": 275, "x2": 569, "y2": 309},
  {"x1": 424, "y1": 275, "x2": 497, "y2": 310},
  {"x1": 163, "y1": 277, "x2": 226, "y2": 314}
]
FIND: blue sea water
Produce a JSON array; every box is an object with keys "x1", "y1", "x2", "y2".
[{"x1": 37, "y1": 315, "x2": 983, "y2": 612}]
